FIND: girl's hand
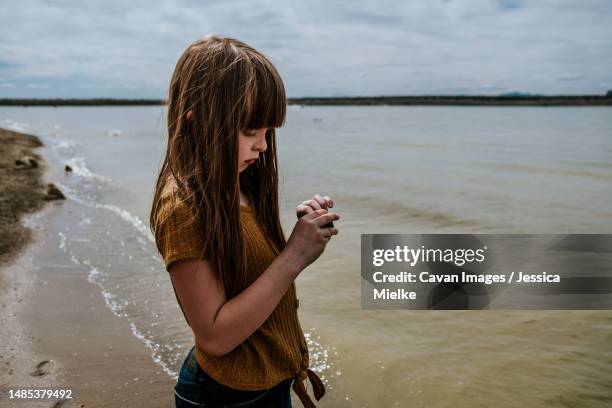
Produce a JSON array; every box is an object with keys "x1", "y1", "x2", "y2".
[
  {"x1": 285, "y1": 209, "x2": 340, "y2": 271},
  {"x1": 296, "y1": 194, "x2": 334, "y2": 219}
]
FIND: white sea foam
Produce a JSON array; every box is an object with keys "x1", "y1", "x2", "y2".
[
  {"x1": 57, "y1": 234, "x2": 129, "y2": 326},
  {"x1": 54, "y1": 138, "x2": 77, "y2": 149},
  {"x1": 78, "y1": 216, "x2": 92, "y2": 226},
  {"x1": 129, "y1": 322, "x2": 179, "y2": 379},
  {"x1": 87, "y1": 267, "x2": 101, "y2": 283},
  {"x1": 100, "y1": 289, "x2": 125, "y2": 317},
  {"x1": 58, "y1": 231, "x2": 67, "y2": 251},
  {"x1": 72, "y1": 248, "x2": 180, "y2": 380},
  {"x1": 304, "y1": 330, "x2": 332, "y2": 386},
  {"x1": 93, "y1": 202, "x2": 153, "y2": 242},
  {"x1": 38, "y1": 134, "x2": 114, "y2": 186},
  {"x1": 64, "y1": 157, "x2": 113, "y2": 183},
  {"x1": 2, "y1": 118, "x2": 29, "y2": 132},
  {"x1": 54, "y1": 181, "x2": 155, "y2": 243}
]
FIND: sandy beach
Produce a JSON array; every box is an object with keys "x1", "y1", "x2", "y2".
[{"x1": 0, "y1": 127, "x2": 174, "y2": 407}]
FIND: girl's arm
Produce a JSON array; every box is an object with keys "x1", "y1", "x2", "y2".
[
  {"x1": 169, "y1": 209, "x2": 339, "y2": 357},
  {"x1": 170, "y1": 250, "x2": 300, "y2": 357}
]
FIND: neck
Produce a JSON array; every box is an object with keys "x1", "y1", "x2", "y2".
[{"x1": 239, "y1": 190, "x2": 250, "y2": 207}]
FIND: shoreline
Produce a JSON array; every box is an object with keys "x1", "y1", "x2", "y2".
[{"x1": 0, "y1": 127, "x2": 174, "y2": 407}]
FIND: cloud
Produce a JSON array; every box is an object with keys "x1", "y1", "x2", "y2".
[
  {"x1": 25, "y1": 83, "x2": 49, "y2": 89},
  {"x1": 556, "y1": 72, "x2": 585, "y2": 81},
  {"x1": 1, "y1": 0, "x2": 611, "y2": 97}
]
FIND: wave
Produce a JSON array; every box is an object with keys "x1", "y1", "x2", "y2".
[
  {"x1": 37, "y1": 133, "x2": 118, "y2": 187},
  {"x1": 53, "y1": 181, "x2": 154, "y2": 243},
  {"x1": 63, "y1": 157, "x2": 114, "y2": 183},
  {"x1": 55, "y1": 139, "x2": 76, "y2": 149},
  {"x1": 2, "y1": 118, "x2": 30, "y2": 132},
  {"x1": 55, "y1": 205, "x2": 178, "y2": 379}
]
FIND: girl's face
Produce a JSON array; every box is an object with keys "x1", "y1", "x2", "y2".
[
  {"x1": 185, "y1": 111, "x2": 269, "y2": 174},
  {"x1": 238, "y1": 128, "x2": 268, "y2": 173}
]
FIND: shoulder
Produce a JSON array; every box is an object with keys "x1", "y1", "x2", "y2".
[
  {"x1": 153, "y1": 182, "x2": 204, "y2": 272},
  {"x1": 155, "y1": 184, "x2": 195, "y2": 228}
]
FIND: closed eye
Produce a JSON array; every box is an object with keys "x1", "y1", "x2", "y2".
[{"x1": 243, "y1": 128, "x2": 271, "y2": 137}]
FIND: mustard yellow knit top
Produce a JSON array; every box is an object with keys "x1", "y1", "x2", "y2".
[{"x1": 153, "y1": 184, "x2": 325, "y2": 408}]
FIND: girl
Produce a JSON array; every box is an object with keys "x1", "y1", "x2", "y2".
[{"x1": 150, "y1": 35, "x2": 340, "y2": 408}]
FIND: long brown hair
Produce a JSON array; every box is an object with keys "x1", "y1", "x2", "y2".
[{"x1": 149, "y1": 35, "x2": 287, "y2": 299}]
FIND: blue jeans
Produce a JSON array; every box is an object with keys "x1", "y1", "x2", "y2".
[{"x1": 174, "y1": 346, "x2": 293, "y2": 407}]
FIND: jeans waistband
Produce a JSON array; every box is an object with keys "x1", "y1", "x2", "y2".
[
  {"x1": 184, "y1": 345, "x2": 293, "y2": 399},
  {"x1": 184, "y1": 345, "x2": 200, "y2": 376}
]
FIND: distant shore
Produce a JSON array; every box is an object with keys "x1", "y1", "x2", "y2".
[{"x1": 1, "y1": 94, "x2": 612, "y2": 106}]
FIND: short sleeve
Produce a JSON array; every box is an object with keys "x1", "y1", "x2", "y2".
[{"x1": 153, "y1": 192, "x2": 205, "y2": 272}]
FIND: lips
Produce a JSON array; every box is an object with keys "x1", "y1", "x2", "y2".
[{"x1": 245, "y1": 158, "x2": 258, "y2": 164}]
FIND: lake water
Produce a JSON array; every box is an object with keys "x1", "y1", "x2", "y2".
[{"x1": 2, "y1": 106, "x2": 611, "y2": 407}]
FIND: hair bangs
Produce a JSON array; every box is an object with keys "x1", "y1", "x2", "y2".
[{"x1": 239, "y1": 57, "x2": 286, "y2": 131}]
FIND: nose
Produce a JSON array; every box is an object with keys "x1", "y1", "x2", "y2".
[{"x1": 254, "y1": 129, "x2": 267, "y2": 152}]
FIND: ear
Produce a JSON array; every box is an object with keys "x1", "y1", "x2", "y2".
[{"x1": 186, "y1": 110, "x2": 193, "y2": 121}]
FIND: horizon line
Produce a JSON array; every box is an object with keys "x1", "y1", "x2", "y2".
[{"x1": 1, "y1": 94, "x2": 611, "y2": 107}]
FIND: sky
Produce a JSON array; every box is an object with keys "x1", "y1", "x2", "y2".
[{"x1": 1, "y1": 0, "x2": 611, "y2": 98}]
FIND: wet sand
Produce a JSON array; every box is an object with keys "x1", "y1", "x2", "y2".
[
  {"x1": 0, "y1": 128, "x2": 174, "y2": 407},
  {"x1": 0, "y1": 127, "x2": 48, "y2": 267}
]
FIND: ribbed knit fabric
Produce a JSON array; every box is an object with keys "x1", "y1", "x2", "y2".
[{"x1": 153, "y1": 185, "x2": 325, "y2": 407}]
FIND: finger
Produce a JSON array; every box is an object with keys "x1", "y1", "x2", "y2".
[
  {"x1": 303, "y1": 199, "x2": 322, "y2": 211},
  {"x1": 296, "y1": 204, "x2": 314, "y2": 214},
  {"x1": 323, "y1": 196, "x2": 333, "y2": 208},
  {"x1": 314, "y1": 211, "x2": 340, "y2": 227},
  {"x1": 302, "y1": 208, "x2": 328, "y2": 220},
  {"x1": 323, "y1": 228, "x2": 338, "y2": 240},
  {"x1": 312, "y1": 194, "x2": 328, "y2": 209}
]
